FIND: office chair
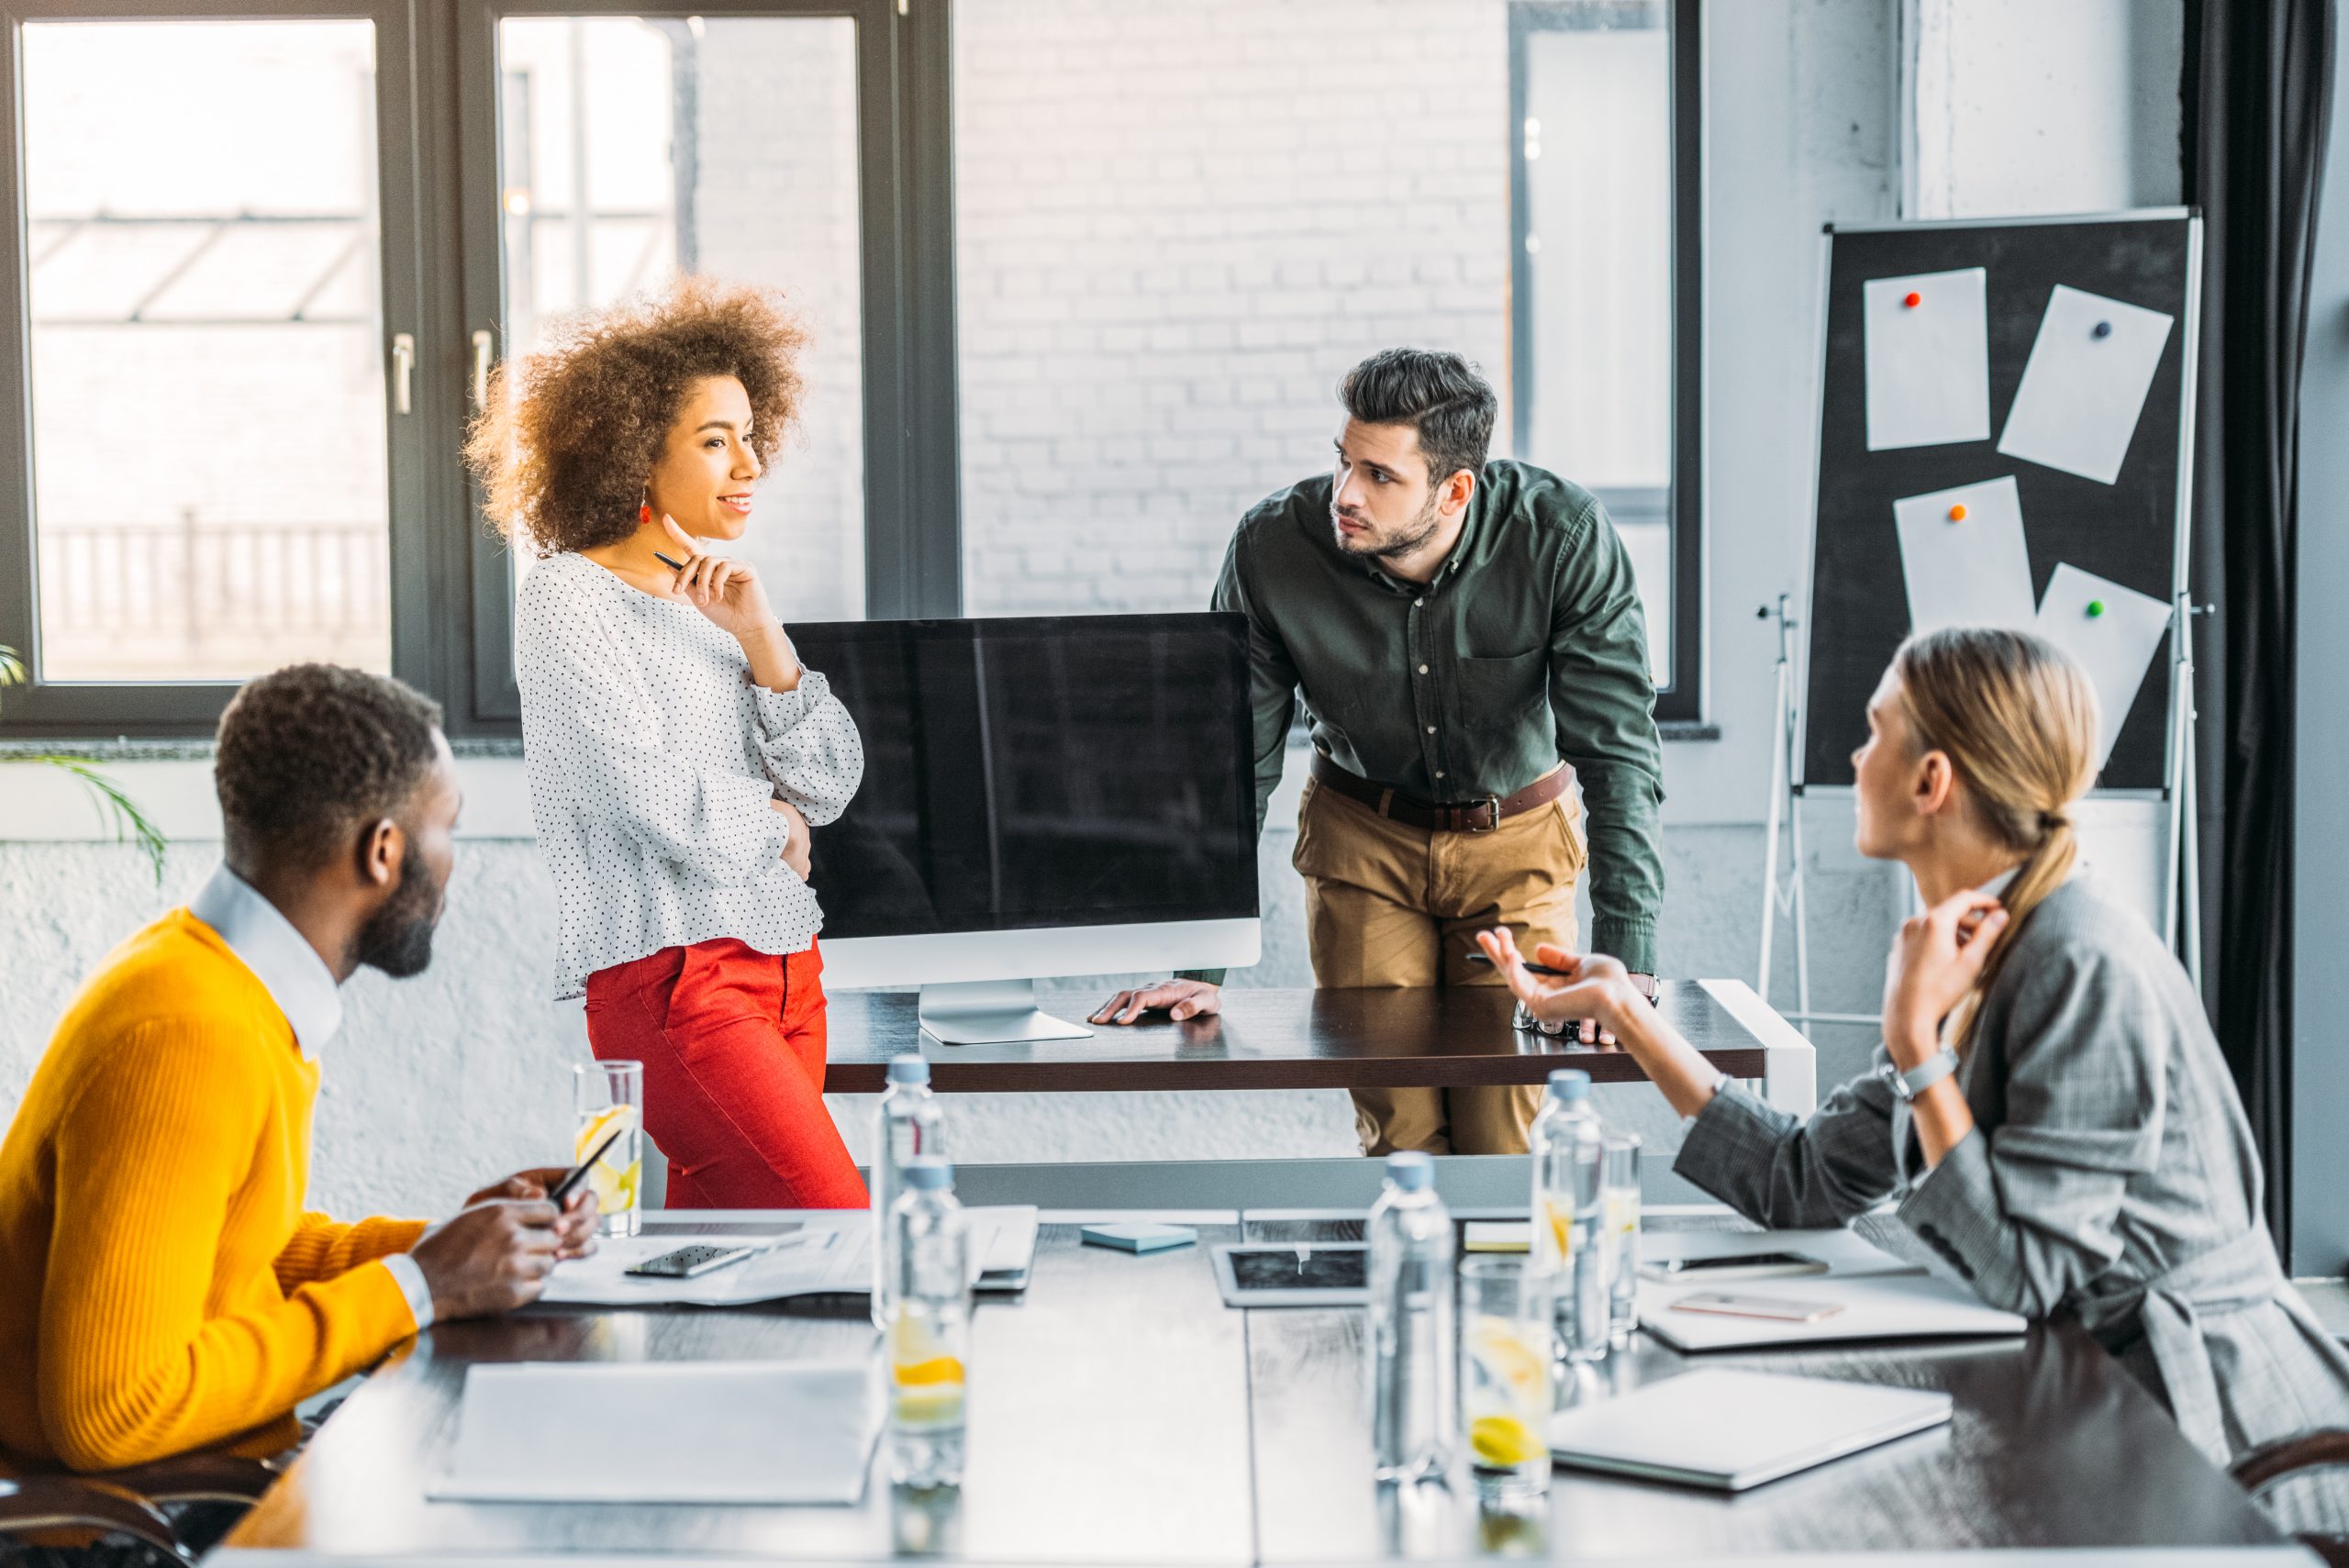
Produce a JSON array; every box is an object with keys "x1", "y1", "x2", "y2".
[
  {"x1": 2232, "y1": 1427, "x2": 2349, "y2": 1565},
  {"x1": 0, "y1": 1451, "x2": 278, "y2": 1563}
]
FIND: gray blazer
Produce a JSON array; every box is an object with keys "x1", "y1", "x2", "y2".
[{"x1": 1676, "y1": 875, "x2": 2349, "y2": 1467}]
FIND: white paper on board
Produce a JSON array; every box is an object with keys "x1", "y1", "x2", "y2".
[
  {"x1": 1997, "y1": 285, "x2": 2175, "y2": 484},
  {"x1": 2032, "y1": 563, "x2": 2171, "y2": 771},
  {"x1": 1892, "y1": 476, "x2": 2037, "y2": 637},
  {"x1": 1864, "y1": 267, "x2": 1992, "y2": 450}
]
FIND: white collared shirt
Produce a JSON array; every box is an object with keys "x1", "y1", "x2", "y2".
[{"x1": 188, "y1": 864, "x2": 435, "y2": 1330}]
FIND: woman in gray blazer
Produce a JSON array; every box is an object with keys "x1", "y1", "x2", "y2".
[{"x1": 1481, "y1": 626, "x2": 2349, "y2": 1473}]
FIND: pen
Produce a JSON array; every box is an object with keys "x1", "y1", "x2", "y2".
[
  {"x1": 1464, "y1": 951, "x2": 1577, "y2": 979},
  {"x1": 547, "y1": 1124, "x2": 625, "y2": 1210},
  {"x1": 652, "y1": 550, "x2": 688, "y2": 572}
]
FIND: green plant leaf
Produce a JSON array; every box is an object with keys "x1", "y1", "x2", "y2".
[{"x1": 17, "y1": 753, "x2": 169, "y2": 885}]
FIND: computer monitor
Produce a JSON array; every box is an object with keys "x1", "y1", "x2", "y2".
[{"x1": 794, "y1": 612, "x2": 1261, "y2": 1044}]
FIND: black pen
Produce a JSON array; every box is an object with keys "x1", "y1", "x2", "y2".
[
  {"x1": 547, "y1": 1124, "x2": 626, "y2": 1210},
  {"x1": 1464, "y1": 951, "x2": 1577, "y2": 979},
  {"x1": 652, "y1": 550, "x2": 688, "y2": 572}
]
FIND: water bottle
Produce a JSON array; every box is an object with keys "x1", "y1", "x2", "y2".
[
  {"x1": 872, "y1": 1054, "x2": 945, "y2": 1329},
  {"x1": 888, "y1": 1157, "x2": 969, "y2": 1489},
  {"x1": 1367, "y1": 1150, "x2": 1455, "y2": 1482},
  {"x1": 1530, "y1": 1069, "x2": 1608, "y2": 1362}
]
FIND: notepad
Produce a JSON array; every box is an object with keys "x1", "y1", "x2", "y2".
[
  {"x1": 1637, "y1": 1271, "x2": 2026, "y2": 1351},
  {"x1": 1547, "y1": 1369, "x2": 1952, "y2": 1491},
  {"x1": 429, "y1": 1361, "x2": 879, "y2": 1505}
]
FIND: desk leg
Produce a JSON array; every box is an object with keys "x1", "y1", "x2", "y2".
[{"x1": 1698, "y1": 979, "x2": 1818, "y2": 1118}]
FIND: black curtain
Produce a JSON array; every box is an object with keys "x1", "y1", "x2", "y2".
[{"x1": 2183, "y1": 0, "x2": 2334, "y2": 1245}]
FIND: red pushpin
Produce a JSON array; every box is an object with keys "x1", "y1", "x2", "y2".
[
  {"x1": 1904, "y1": 292, "x2": 1922, "y2": 308},
  {"x1": 1948, "y1": 503, "x2": 1968, "y2": 522}
]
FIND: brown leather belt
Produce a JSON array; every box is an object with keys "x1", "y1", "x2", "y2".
[{"x1": 1308, "y1": 751, "x2": 1571, "y2": 834}]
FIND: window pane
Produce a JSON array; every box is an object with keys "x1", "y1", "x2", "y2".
[
  {"x1": 953, "y1": 1, "x2": 1513, "y2": 617},
  {"x1": 22, "y1": 19, "x2": 391, "y2": 682},
  {"x1": 495, "y1": 16, "x2": 865, "y2": 623},
  {"x1": 1520, "y1": 9, "x2": 1673, "y2": 684}
]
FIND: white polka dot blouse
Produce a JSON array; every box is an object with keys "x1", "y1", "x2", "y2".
[{"x1": 516, "y1": 550, "x2": 865, "y2": 999}]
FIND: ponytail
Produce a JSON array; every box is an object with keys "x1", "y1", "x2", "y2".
[{"x1": 1892, "y1": 629, "x2": 2099, "y2": 1055}]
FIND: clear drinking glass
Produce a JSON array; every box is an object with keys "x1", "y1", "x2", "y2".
[
  {"x1": 1458, "y1": 1256, "x2": 1553, "y2": 1499},
  {"x1": 1602, "y1": 1132, "x2": 1642, "y2": 1346},
  {"x1": 573, "y1": 1060, "x2": 643, "y2": 1238}
]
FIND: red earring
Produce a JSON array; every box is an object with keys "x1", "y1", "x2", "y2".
[{"x1": 640, "y1": 502, "x2": 653, "y2": 527}]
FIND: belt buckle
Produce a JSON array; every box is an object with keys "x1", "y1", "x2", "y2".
[{"x1": 1467, "y1": 794, "x2": 1502, "y2": 833}]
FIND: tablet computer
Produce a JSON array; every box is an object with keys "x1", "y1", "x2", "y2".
[{"x1": 1208, "y1": 1242, "x2": 1369, "y2": 1307}]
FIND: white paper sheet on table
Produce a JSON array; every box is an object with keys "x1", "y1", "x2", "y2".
[
  {"x1": 1638, "y1": 1273, "x2": 2026, "y2": 1352},
  {"x1": 429, "y1": 1361, "x2": 878, "y2": 1504},
  {"x1": 1864, "y1": 267, "x2": 1991, "y2": 450},
  {"x1": 1892, "y1": 475, "x2": 2037, "y2": 636},
  {"x1": 2033, "y1": 563, "x2": 2172, "y2": 770},
  {"x1": 1998, "y1": 285, "x2": 2175, "y2": 484}
]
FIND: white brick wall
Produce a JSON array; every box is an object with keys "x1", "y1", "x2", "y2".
[{"x1": 952, "y1": 0, "x2": 1513, "y2": 616}]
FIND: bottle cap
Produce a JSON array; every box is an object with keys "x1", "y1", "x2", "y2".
[
  {"x1": 1546, "y1": 1069, "x2": 1592, "y2": 1101},
  {"x1": 904, "y1": 1156, "x2": 954, "y2": 1191},
  {"x1": 887, "y1": 1055, "x2": 930, "y2": 1085},
  {"x1": 1384, "y1": 1151, "x2": 1434, "y2": 1192}
]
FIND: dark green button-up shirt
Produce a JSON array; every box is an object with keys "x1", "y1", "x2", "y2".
[{"x1": 1213, "y1": 460, "x2": 1665, "y2": 972}]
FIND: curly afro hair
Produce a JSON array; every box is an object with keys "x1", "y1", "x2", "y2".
[
  {"x1": 215, "y1": 663, "x2": 444, "y2": 871},
  {"x1": 465, "y1": 275, "x2": 811, "y2": 557}
]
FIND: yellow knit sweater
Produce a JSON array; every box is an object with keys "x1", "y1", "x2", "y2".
[{"x1": 0, "y1": 910, "x2": 427, "y2": 1470}]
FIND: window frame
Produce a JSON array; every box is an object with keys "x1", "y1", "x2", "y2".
[
  {"x1": 449, "y1": 0, "x2": 961, "y2": 732},
  {"x1": 0, "y1": 0, "x2": 433, "y2": 738},
  {"x1": 0, "y1": 0, "x2": 957, "y2": 740},
  {"x1": 1506, "y1": 0, "x2": 1703, "y2": 723}
]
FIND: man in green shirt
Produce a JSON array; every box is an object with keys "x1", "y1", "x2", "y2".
[{"x1": 1092, "y1": 348, "x2": 1665, "y2": 1155}]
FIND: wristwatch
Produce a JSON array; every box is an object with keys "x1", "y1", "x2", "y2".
[{"x1": 1877, "y1": 1045, "x2": 1959, "y2": 1102}]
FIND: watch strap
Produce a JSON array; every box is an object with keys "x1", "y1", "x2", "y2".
[{"x1": 1882, "y1": 1045, "x2": 1959, "y2": 1102}]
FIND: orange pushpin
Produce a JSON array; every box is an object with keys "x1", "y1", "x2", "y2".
[
  {"x1": 1904, "y1": 291, "x2": 1922, "y2": 308},
  {"x1": 1948, "y1": 503, "x2": 1967, "y2": 522}
]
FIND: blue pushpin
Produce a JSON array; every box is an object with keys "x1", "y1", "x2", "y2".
[{"x1": 2093, "y1": 320, "x2": 2113, "y2": 339}]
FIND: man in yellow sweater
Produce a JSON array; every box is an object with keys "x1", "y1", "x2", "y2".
[{"x1": 0, "y1": 664, "x2": 597, "y2": 1473}]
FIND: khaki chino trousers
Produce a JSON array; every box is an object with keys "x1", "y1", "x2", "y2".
[{"x1": 1291, "y1": 773, "x2": 1587, "y2": 1156}]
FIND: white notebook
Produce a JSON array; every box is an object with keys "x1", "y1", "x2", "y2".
[
  {"x1": 1547, "y1": 1369, "x2": 1953, "y2": 1491},
  {"x1": 1637, "y1": 1271, "x2": 2027, "y2": 1351},
  {"x1": 429, "y1": 1361, "x2": 878, "y2": 1505}
]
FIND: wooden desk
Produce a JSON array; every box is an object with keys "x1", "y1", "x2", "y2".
[
  {"x1": 822, "y1": 982, "x2": 1805, "y2": 1106},
  {"x1": 219, "y1": 1216, "x2": 2280, "y2": 1563}
]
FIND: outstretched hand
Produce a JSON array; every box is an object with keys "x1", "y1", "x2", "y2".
[{"x1": 1475, "y1": 929, "x2": 1639, "y2": 1044}]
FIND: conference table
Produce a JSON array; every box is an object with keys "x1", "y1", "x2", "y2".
[
  {"x1": 216, "y1": 1209, "x2": 2288, "y2": 1565},
  {"x1": 818, "y1": 981, "x2": 1816, "y2": 1113}
]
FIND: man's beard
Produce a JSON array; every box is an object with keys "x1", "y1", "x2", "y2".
[
  {"x1": 351, "y1": 852, "x2": 446, "y2": 979},
  {"x1": 1332, "y1": 490, "x2": 1443, "y2": 562}
]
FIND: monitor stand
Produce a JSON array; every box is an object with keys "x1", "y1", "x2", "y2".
[{"x1": 917, "y1": 978, "x2": 1095, "y2": 1046}]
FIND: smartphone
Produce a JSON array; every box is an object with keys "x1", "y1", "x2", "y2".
[
  {"x1": 1638, "y1": 1251, "x2": 1829, "y2": 1283},
  {"x1": 1670, "y1": 1291, "x2": 1845, "y2": 1323},
  {"x1": 625, "y1": 1243, "x2": 757, "y2": 1279}
]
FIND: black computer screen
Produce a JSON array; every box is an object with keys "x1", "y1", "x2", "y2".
[{"x1": 792, "y1": 613, "x2": 1259, "y2": 938}]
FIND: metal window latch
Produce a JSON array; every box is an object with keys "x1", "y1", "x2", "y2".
[
  {"x1": 473, "y1": 328, "x2": 495, "y2": 408},
  {"x1": 391, "y1": 332, "x2": 416, "y2": 416}
]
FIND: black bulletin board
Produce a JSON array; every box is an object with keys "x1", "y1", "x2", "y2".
[{"x1": 1799, "y1": 212, "x2": 2199, "y2": 791}]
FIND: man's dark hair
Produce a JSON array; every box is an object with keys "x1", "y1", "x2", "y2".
[
  {"x1": 1339, "y1": 348, "x2": 1498, "y2": 485},
  {"x1": 216, "y1": 663, "x2": 444, "y2": 870}
]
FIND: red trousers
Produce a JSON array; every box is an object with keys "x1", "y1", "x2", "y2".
[{"x1": 583, "y1": 938, "x2": 868, "y2": 1209}]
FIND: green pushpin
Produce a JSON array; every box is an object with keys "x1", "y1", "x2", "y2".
[{"x1": 2086, "y1": 600, "x2": 2106, "y2": 618}]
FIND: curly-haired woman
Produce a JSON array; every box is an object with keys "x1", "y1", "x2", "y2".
[{"x1": 466, "y1": 276, "x2": 868, "y2": 1209}]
